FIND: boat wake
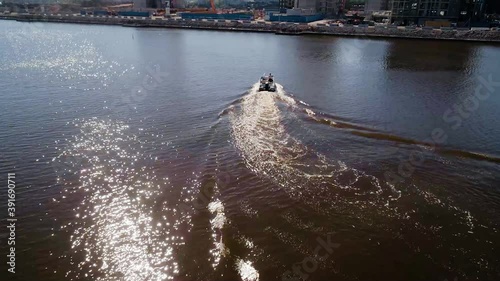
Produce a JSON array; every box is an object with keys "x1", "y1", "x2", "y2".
[
  {"x1": 229, "y1": 84, "x2": 401, "y2": 219},
  {"x1": 227, "y1": 84, "x2": 499, "y2": 274}
]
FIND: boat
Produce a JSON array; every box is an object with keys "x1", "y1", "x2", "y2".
[{"x1": 258, "y1": 73, "x2": 276, "y2": 92}]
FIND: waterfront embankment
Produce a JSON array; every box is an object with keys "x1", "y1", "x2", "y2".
[{"x1": 2, "y1": 13, "x2": 500, "y2": 43}]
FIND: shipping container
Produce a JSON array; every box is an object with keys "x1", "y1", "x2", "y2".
[
  {"x1": 268, "y1": 13, "x2": 323, "y2": 23},
  {"x1": 118, "y1": 11, "x2": 150, "y2": 17},
  {"x1": 179, "y1": 13, "x2": 253, "y2": 21},
  {"x1": 94, "y1": 10, "x2": 109, "y2": 16}
]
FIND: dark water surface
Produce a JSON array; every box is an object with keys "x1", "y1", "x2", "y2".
[{"x1": 1, "y1": 21, "x2": 500, "y2": 281}]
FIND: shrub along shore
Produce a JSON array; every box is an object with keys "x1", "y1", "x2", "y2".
[{"x1": 2, "y1": 13, "x2": 500, "y2": 43}]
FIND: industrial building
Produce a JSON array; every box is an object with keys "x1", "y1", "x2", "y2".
[
  {"x1": 388, "y1": 0, "x2": 487, "y2": 25},
  {"x1": 279, "y1": 0, "x2": 295, "y2": 9},
  {"x1": 317, "y1": 0, "x2": 337, "y2": 16},
  {"x1": 294, "y1": 0, "x2": 317, "y2": 10},
  {"x1": 486, "y1": 0, "x2": 500, "y2": 14},
  {"x1": 133, "y1": 0, "x2": 164, "y2": 9},
  {"x1": 458, "y1": 0, "x2": 487, "y2": 22},
  {"x1": 268, "y1": 0, "x2": 326, "y2": 22},
  {"x1": 276, "y1": 0, "x2": 345, "y2": 18},
  {"x1": 364, "y1": 0, "x2": 388, "y2": 14},
  {"x1": 291, "y1": 0, "x2": 343, "y2": 17}
]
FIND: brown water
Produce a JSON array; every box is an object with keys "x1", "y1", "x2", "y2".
[{"x1": 0, "y1": 21, "x2": 499, "y2": 281}]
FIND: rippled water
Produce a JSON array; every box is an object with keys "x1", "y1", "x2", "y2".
[{"x1": 1, "y1": 21, "x2": 500, "y2": 281}]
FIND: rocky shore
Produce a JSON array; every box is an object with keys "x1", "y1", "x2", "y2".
[{"x1": 2, "y1": 13, "x2": 500, "y2": 43}]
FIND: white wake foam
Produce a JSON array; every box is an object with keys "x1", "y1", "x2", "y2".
[{"x1": 229, "y1": 84, "x2": 396, "y2": 205}]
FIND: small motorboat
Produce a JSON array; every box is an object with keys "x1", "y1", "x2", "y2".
[{"x1": 258, "y1": 73, "x2": 276, "y2": 92}]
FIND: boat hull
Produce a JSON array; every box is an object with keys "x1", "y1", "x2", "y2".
[{"x1": 258, "y1": 83, "x2": 276, "y2": 92}]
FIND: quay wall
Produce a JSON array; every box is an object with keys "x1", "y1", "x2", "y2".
[{"x1": 1, "y1": 14, "x2": 500, "y2": 43}]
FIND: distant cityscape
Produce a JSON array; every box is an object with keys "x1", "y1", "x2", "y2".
[{"x1": 1, "y1": 0, "x2": 499, "y2": 26}]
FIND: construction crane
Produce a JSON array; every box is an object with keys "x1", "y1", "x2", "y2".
[{"x1": 209, "y1": 0, "x2": 215, "y2": 12}]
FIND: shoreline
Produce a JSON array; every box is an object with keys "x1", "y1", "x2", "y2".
[{"x1": 2, "y1": 14, "x2": 500, "y2": 43}]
